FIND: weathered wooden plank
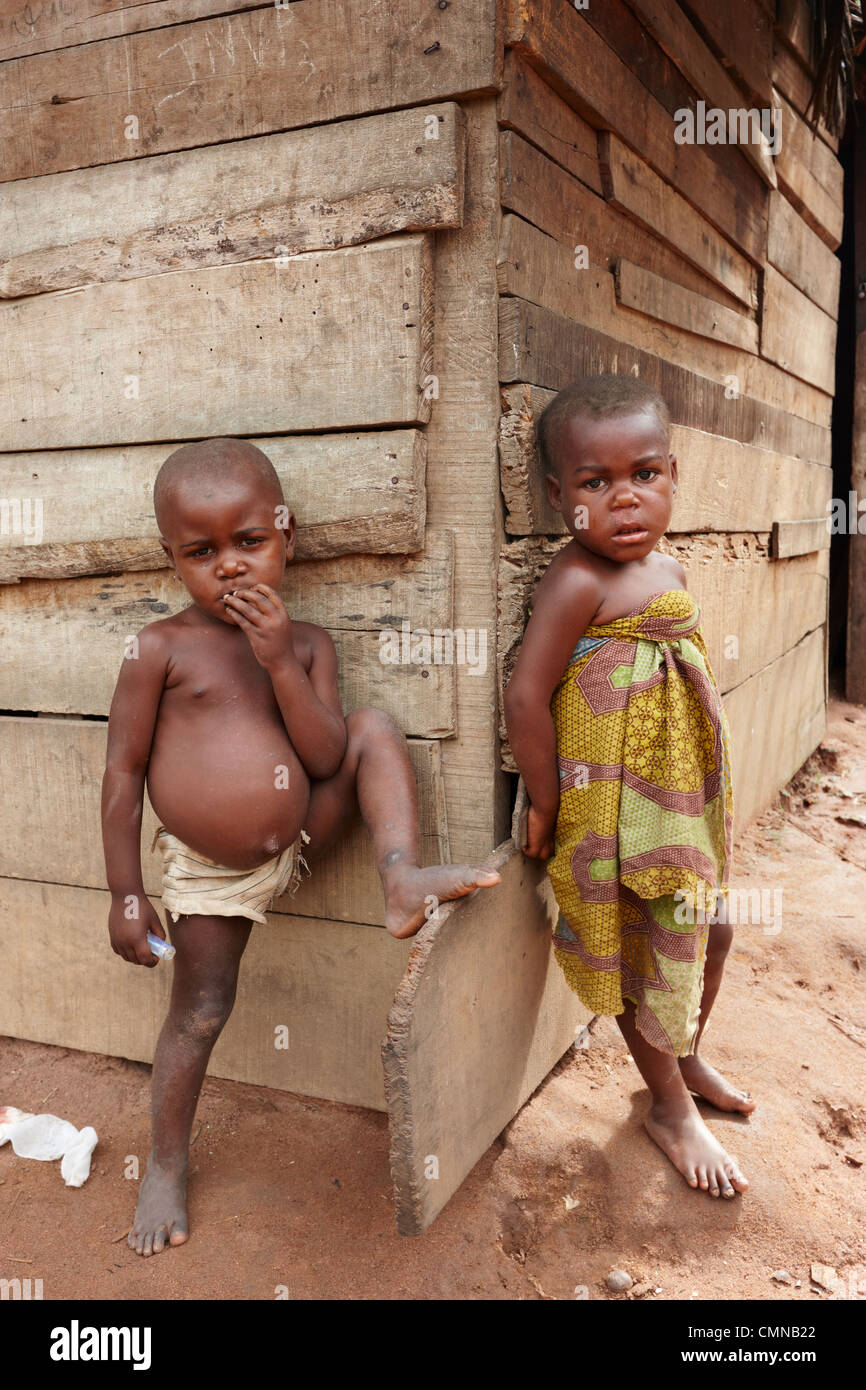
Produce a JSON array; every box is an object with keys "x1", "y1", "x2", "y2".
[
  {"x1": 498, "y1": 383, "x2": 831, "y2": 536},
  {"x1": 0, "y1": 875, "x2": 413, "y2": 1110},
  {"x1": 0, "y1": 0, "x2": 500, "y2": 181},
  {"x1": 767, "y1": 190, "x2": 842, "y2": 318},
  {"x1": 679, "y1": 0, "x2": 773, "y2": 106},
  {"x1": 599, "y1": 132, "x2": 757, "y2": 309},
  {"x1": 623, "y1": 0, "x2": 777, "y2": 185},
  {"x1": 0, "y1": 716, "x2": 448, "y2": 928},
  {"x1": 279, "y1": 534, "x2": 453, "y2": 636},
  {"x1": 614, "y1": 259, "x2": 758, "y2": 352},
  {"x1": 0, "y1": 234, "x2": 434, "y2": 450},
  {"x1": 497, "y1": 213, "x2": 832, "y2": 430},
  {"x1": 0, "y1": 534, "x2": 457, "y2": 735},
  {"x1": 383, "y1": 838, "x2": 588, "y2": 1233},
  {"x1": 496, "y1": 49, "x2": 603, "y2": 194},
  {"x1": 772, "y1": 87, "x2": 844, "y2": 249},
  {"x1": 0, "y1": 0, "x2": 262, "y2": 61},
  {"x1": 0, "y1": 103, "x2": 466, "y2": 297},
  {"x1": 496, "y1": 534, "x2": 828, "y2": 770},
  {"x1": 580, "y1": 0, "x2": 773, "y2": 213},
  {"x1": 499, "y1": 296, "x2": 832, "y2": 464},
  {"x1": 762, "y1": 263, "x2": 838, "y2": 394},
  {"x1": 0, "y1": 431, "x2": 427, "y2": 583},
  {"x1": 420, "y1": 99, "x2": 509, "y2": 858},
  {"x1": 504, "y1": 0, "x2": 767, "y2": 265},
  {"x1": 723, "y1": 624, "x2": 826, "y2": 829},
  {"x1": 771, "y1": 518, "x2": 830, "y2": 559},
  {"x1": 500, "y1": 130, "x2": 748, "y2": 315}
]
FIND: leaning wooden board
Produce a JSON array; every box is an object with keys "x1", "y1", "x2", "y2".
[
  {"x1": 0, "y1": 533, "x2": 457, "y2": 736},
  {"x1": 0, "y1": 234, "x2": 434, "y2": 450},
  {"x1": 0, "y1": 717, "x2": 449, "y2": 928},
  {"x1": 0, "y1": 0, "x2": 500, "y2": 181},
  {"x1": 0, "y1": 430, "x2": 427, "y2": 583},
  {"x1": 383, "y1": 839, "x2": 588, "y2": 1233},
  {"x1": 0, "y1": 103, "x2": 466, "y2": 297}
]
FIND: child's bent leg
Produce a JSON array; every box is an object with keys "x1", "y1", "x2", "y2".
[
  {"x1": 302, "y1": 706, "x2": 501, "y2": 938},
  {"x1": 678, "y1": 918, "x2": 756, "y2": 1115},
  {"x1": 616, "y1": 998, "x2": 749, "y2": 1199},
  {"x1": 128, "y1": 912, "x2": 252, "y2": 1256}
]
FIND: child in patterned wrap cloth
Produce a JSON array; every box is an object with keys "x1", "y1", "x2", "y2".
[
  {"x1": 505, "y1": 374, "x2": 752, "y2": 1201},
  {"x1": 547, "y1": 587, "x2": 734, "y2": 1057}
]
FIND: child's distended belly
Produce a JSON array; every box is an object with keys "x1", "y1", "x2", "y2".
[{"x1": 146, "y1": 707, "x2": 311, "y2": 872}]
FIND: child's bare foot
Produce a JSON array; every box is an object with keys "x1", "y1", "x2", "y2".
[
  {"x1": 128, "y1": 1154, "x2": 190, "y2": 1256},
  {"x1": 382, "y1": 858, "x2": 501, "y2": 938},
  {"x1": 679, "y1": 1054, "x2": 756, "y2": 1114},
  {"x1": 645, "y1": 1095, "x2": 749, "y2": 1198}
]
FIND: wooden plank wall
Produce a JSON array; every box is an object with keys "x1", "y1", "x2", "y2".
[
  {"x1": 497, "y1": 0, "x2": 842, "y2": 829},
  {"x1": 0, "y1": 0, "x2": 506, "y2": 1075}
]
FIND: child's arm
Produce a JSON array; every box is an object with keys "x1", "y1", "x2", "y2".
[
  {"x1": 504, "y1": 562, "x2": 602, "y2": 859},
  {"x1": 101, "y1": 626, "x2": 169, "y2": 966},
  {"x1": 223, "y1": 584, "x2": 347, "y2": 779}
]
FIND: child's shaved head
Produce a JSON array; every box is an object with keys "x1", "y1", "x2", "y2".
[
  {"x1": 154, "y1": 438, "x2": 284, "y2": 537},
  {"x1": 537, "y1": 374, "x2": 671, "y2": 481}
]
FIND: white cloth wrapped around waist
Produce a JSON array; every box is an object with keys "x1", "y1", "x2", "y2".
[{"x1": 150, "y1": 825, "x2": 312, "y2": 925}]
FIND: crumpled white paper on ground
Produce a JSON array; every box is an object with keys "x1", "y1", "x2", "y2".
[{"x1": 0, "y1": 1106, "x2": 98, "y2": 1186}]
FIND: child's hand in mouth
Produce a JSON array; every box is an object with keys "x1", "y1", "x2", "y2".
[{"x1": 221, "y1": 583, "x2": 294, "y2": 670}]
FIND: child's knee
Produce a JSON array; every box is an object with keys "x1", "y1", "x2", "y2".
[
  {"x1": 345, "y1": 706, "x2": 403, "y2": 749},
  {"x1": 173, "y1": 982, "x2": 237, "y2": 1043}
]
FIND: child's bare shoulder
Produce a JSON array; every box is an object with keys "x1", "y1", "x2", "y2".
[
  {"x1": 132, "y1": 610, "x2": 191, "y2": 657},
  {"x1": 533, "y1": 540, "x2": 605, "y2": 616}
]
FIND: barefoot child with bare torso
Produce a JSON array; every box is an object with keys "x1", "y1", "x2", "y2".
[
  {"x1": 504, "y1": 374, "x2": 753, "y2": 1200},
  {"x1": 101, "y1": 437, "x2": 501, "y2": 1256}
]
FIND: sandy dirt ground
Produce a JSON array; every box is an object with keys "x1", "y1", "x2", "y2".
[{"x1": 2, "y1": 689, "x2": 865, "y2": 1302}]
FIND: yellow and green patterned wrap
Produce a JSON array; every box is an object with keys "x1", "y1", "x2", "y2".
[{"x1": 545, "y1": 588, "x2": 734, "y2": 1056}]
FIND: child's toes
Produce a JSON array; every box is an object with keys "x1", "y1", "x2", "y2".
[
  {"x1": 151, "y1": 1223, "x2": 169, "y2": 1254},
  {"x1": 697, "y1": 1165, "x2": 709, "y2": 1190},
  {"x1": 726, "y1": 1157, "x2": 749, "y2": 1193}
]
